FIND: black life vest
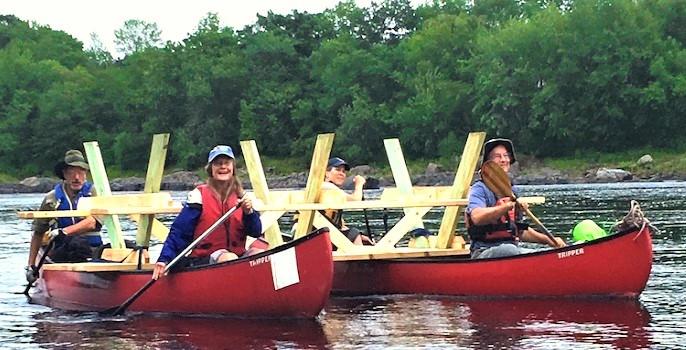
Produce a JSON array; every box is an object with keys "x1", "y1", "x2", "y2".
[{"x1": 466, "y1": 197, "x2": 519, "y2": 242}]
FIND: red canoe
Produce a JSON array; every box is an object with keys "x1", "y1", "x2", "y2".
[
  {"x1": 333, "y1": 226, "x2": 652, "y2": 297},
  {"x1": 31, "y1": 228, "x2": 333, "y2": 318}
]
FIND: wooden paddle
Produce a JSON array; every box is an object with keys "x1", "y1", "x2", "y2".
[
  {"x1": 106, "y1": 201, "x2": 243, "y2": 316},
  {"x1": 480, "y1": 160, "x2": 559, "y2": 246}
]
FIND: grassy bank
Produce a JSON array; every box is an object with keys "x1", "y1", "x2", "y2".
[{"x1": 539, "y1": 148, "x2": 686, "y2": 179}]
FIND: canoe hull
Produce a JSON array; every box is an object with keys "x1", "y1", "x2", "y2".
[
  {"x1": 33, "y1": 229, "x2": 333, "y2": 318},
  {"x1": 333, "y1": 226, "x2": 652, "y2": 297}
]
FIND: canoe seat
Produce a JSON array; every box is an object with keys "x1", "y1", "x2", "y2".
[{"x1": 42, "y1": 262, "x2": 155, "y2": 272}]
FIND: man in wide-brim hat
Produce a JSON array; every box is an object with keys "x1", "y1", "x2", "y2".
[
  {"x1": 25, "y1": 150, "x2": 102, "y2": 284},
  {"x1": 464, "y1": 138, "x2": 565, "y2": 259}
]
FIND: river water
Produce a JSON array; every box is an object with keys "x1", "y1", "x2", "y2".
[{"x1": 1, "y1": 182, "x2": 685, "y2": 349}]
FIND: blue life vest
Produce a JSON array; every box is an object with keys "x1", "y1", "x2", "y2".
[{"x1": 53, "y1": 182, "x2": 102, "y2": 246}]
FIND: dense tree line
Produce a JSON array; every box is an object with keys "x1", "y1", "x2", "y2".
[{"x1": 1, "y1": 0, "x2": 684, "y2": 176}]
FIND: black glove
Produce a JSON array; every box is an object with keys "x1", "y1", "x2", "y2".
[{"x1": 25, "y1": 265, "x2": 38, "y2": 284}]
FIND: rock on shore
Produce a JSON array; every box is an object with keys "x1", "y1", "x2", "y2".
[{"x1": 2, "y1": 161, "x2": 683, "y2": 194}]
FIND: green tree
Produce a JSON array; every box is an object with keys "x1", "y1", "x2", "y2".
[{"x1": 114, "y1": 19, "x2": 163, "y2": 56}]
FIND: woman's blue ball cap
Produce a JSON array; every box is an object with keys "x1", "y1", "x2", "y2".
[{"x1": 208, "y1": 145, "x2": 235, "y2": 163}]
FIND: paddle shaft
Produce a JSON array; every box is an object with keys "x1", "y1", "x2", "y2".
[
  {"x1": 480, "y1": 161, "x2": 557, "y2": 244},
  {"x1": 109, "y1": 202, "x2": 242, "y2": 315},
  {"x1": 166, "y1": 202, "x2": 242, "y2": 269},
  {"x1": 23, "y1": 237, "x2": 56, "y2": 295},
  {"x1": 361, "y1": 194, "x2": 374, "y2": 242}
]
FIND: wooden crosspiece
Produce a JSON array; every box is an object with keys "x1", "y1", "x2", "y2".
[
  {"x1": 134, "y1": 133, "x2": 170, "y2": 246},
  {"x1": 375, "y1": 132, "x2": 486, "y2": 248},
  {"x1": 83, "y1": 141, "x2": 126, "y2": 249},
  {"x1": 384, "y1": 139, "x2": 424, "y2": 230},
  {"x1": 240, "y1": 139, "x2": 284, "y2": 246},
  {"x1": 293, "y1": 133, "x2": 334, "y2": 239},
  {"x1": 436, "y1": 132, "x2": 486, "y2": 248},
  {"x1": 16, "y1": 131, "x2": 548, "y2": 262}
]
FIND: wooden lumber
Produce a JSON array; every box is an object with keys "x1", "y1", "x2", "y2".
[
  {"x1": 18, "y1": 210, "x2": 92, "y2": 219},
  {"x1": 256, "y1": 198, "x2": 468, "y2": 211},
  {"x1": 436, "y1": 132, "x2": 486, "y2": 248},
  {"x1": 375, "y1": 207, "x2": 433, "y2": 247},
  {"x1": 294, "y1": 133, "x2": 334, "y2": 238},
  {"x1": 83, "y1": 141, "x2": 126, "y2": 249},
  {"x1": 312, "y1": 212, "x2": 356, "y2": 251},
  {"x1": 100, "y1": 248, "x2": 150, "y2": 264},
  {"x1": 240, "y1": 140, "x2": 284, "y2": 246},
  {"x1": 79, "y1": 192, "x2": 175, "y2": 209},
  {"x1": 136, "y1": 133, "x2": 170, "y2": 245},
  {"x1": 384, "y1": 138, "x2": 424, "y2": 229},
  {"x1": 381, "y1": 187, "x2": 545, "y2": 204}
]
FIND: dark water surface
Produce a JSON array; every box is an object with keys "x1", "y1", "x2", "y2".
[{"x1": 1, "y1": 182, "x2": 685, "y2": 349}]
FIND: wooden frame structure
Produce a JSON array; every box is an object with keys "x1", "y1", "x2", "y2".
[{"x1": 18, "y1": 131, "x2": 546, "y2": 268}]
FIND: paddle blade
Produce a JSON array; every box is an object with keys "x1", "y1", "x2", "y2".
[
  {"x1": 105, "y1": 278, "x2": 156, "y2": 316},
  {"x1": 481, "y1": 161, "x2": 558, "y2": 243},
  {"x1": 480, "y1": 160, "x2": 515, "y2": 199}
]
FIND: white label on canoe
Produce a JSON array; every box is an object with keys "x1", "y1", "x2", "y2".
[
  {"x1": 270, "y1": 247, "x2": 300, "y2": 290},
  {"x1": 557, "y1": 248, "x2": 585, "y2": 259}
]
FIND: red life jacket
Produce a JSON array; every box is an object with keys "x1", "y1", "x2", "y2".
[
  {"x1": 189, "y1": 184, "x2": 247, "y2": 258},
  {"x1": 466, "y1": 197, "x2": 518, "y2": 242}
]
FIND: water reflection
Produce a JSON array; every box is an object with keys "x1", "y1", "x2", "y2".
[
  {"x1": 2, "y1": 183, "x2": 685, "y2": 349},
  {"x1": 463, "y1": 299, "x2": 651, "y2": 349},
  {"x1": 31, "y1": 312, "x2": 329, "y2": 349},
  {"x1": 323, "y1": 297, "x2": 652, "y2": 350}
]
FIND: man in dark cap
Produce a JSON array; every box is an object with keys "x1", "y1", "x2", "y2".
[
  {"x1": 319, "y1": 157, "x2": 374, "y2": 245},
  {"x1": 25, "y1": 150, "x2": 102, "y2": 284},
  {"x1": 464, "y1": 139, "x2": 565, "y2": 259}
]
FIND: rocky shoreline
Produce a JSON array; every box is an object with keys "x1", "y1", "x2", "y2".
[{"x1": 1, "y1": 159, "x2": 684, "y2": 194}]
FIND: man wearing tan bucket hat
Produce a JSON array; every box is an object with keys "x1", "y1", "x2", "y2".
[{"x1": 25, "y1": 150, "x2": 102, "y2": 284}]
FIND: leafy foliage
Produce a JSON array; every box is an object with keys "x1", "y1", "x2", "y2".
[{"x1": 0, "y1": 0, "x2": 684, "y2": 177}]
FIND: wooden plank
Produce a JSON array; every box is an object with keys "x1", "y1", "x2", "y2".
[
  {"x1": 83, "y1": 141, "x2": 126, "y2": 249},
  {"x1": 18, "y1": 206, "x2": 179, "y2": 218},
  {"x1": 21, "y1": 195, "x2": 534, "y2": 219},
  {"x1": 91, "y1": 206, "x2": 181, "y2": 215},
  {"x1": 312, "y1": 212, "x2": 356, "y2": 252},
  {"x1": 130, "y1": 214, "x2": 170, "y2": 241},
  {"x1": 78, "y1": 193, "x2": 175, "y2": 209},
  {"x1": 240, "y1": 140, "x2": 284, "y2": 246},
  {"x1": 384, "y1": 138, "x2": 424, "y2": 229},
  {"x1": 376, "y1": 207, "x2": 433, "y2": 247},
  {"x1": 257, "y1": 199, "x2": 468, "y2": 211},
  {"x1": 294, "y1": 133, "x2": 334, "y2": 238},
  {"x1": 100, "y1": 248, "x2": 150, "y2": 264},
  {"x1": 333, "y1": 247, "x2": 470, "y2": 261},
  {"x1": 381, "y1": 187, "x2": 545, "y2": 204},
  {"x1": 18, "y1": 210, "x2": 92, "y2": 219},
  {"x1": 42, "y1": 262, "x2": 155, "y2": 272},
  {"x1": 257, "y1": 210, "x2": 286, "y2": 233},
  {"x1": 137, "y1": 133, "x2": 170, "y2": 245},
  {"x1": 436, "y1": 132, "x2": 486, "y2": 248}
]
